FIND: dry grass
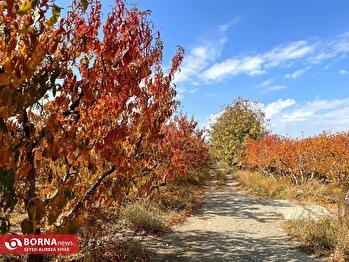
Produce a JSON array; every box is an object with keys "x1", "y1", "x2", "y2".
[
  {"x1": 120, "y1": 202, "x2": 164, "y2": 233},
  {"x1": 233, "y1": 169, "x2": 349, "y2": 260},
  {"x1": 232, "y1": 170, "x2": 347, "y2": 208},
  {"x1": 284, "y1": 212, "x2": 349, "y2": 261},
  {"x1": 155, "y1": 170, "x2": 208, "y2": 212},
  {"x1": 120, "y1": 162, "x2": 218, "y2": 232}
]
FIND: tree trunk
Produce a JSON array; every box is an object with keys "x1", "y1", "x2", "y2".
[{"x1": 22, "y1": 110, "x2": 43, "y2": 262}]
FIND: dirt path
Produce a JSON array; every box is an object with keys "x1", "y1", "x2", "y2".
[{"x1": 144, "y1": 170, "x2": 329, "y2": 261}]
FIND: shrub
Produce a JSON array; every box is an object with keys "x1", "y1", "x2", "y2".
[
  {"x1": 120, "y1": 203, "x2": 164, "y2": 233},
  {"x1": 284, "y1": 214, "x2": 349, "y2": 261},
  {"x1": 233, "y1": 170, "x2": 347, "y2": 207},
  {"x1": 233, "y1": 170, "x2": 298, "y2": 199}
]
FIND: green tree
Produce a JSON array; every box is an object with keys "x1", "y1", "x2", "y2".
[{"x1": 209, "y1": 98, "x2": 267, "y2": 166}]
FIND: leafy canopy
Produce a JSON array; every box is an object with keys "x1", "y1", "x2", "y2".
[
  {"x1": 0, "y1": 0, "x2": 207, "y2": 236},
  {"x1": 209, "y1": 98, "x2": 267, "y2": 166}
]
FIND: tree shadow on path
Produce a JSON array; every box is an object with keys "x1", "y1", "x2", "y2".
[{"x1": 146, "y1": 172, "x2": 322, "y2": 261}]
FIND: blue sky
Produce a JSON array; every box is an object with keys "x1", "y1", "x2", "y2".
[{"x1": 58, "y1": 0, "x2": 349, "y2": 137}]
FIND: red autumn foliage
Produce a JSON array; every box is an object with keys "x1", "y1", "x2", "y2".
[
  {"x1": 0, "y1": 0, "x2": 208, "y2": 236},
  {"x1": 244, "y1": 132, "x2": 349, "y2": 184},
  {"x1": 160, "y1": 115, "x2": 209, "y2": 183}
]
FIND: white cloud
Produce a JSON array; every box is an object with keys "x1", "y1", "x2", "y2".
[
  {"x1": 219, "y1": 15, "x2": 243, "y2": 32},
  {"x1": 258, "y1": 79, "x2": 286, "y2": 93},
  {"x1": 334, "y1": 32, "x2": 349, "y2": 52},
  {"x1": 174, "y1": 21, "x2": 233, "y2": 88},
  {"x1": 259, "y1": 78, "x2": 274, "y2": 87},
  {"x1": 262, "y1": 85, "x2": 287, "y2": 93},
  {"x1": 186, "y1": 31, "x2": 349, "y2": 83},
  {"x1": 312, "y1": 52, "x2": 334, "y2": 63},
  {"x1": 174, "y1": 17, "x2": 247, "y2": 85},
  {"x1": 202, "y1": 56, "x2": 265, "y2": 81},
  {"x1": 285, "y1": 67, "x2": 311, "y2": 79},
  {"x1": 188, "y1": 88, "x2": 199, "y2": 94},
  {"x1": 261, "y1": 99, "x2": 296, "y2": 118},
  {"x1": 176, "y1": 87, "x2": 186, "y2": 100},
  {"x1": 264, "y1": 41, "x2": 315, "y2": 67},
  {"x1": 174, "y1": 26, "x2": 349, "y2": 96},
  {"x1": 310, "y1": 32, "x2": 349, "y2": 63},
  {"x1": 175, "y1": 42, "x2": 224, "y2": 83},
  {"x1": 261, "y1": 97, "x2": 349, "y2": 137},
  {"x1": 202, "y1": 40, "x2": 316, "y2": 82},
  {"x1": 204, "y1": 97, "x2": 349, "y2": 138}
]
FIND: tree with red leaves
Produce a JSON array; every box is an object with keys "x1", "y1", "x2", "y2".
[
  {"x1": 244, "y1": 132, "x2": 349, "y2": 184},
  {"x1": 0, "y1": 0, "x2": 188, "y2": 236}
]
